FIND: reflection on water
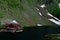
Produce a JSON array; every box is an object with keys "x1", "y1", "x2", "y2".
[
  {"x1": 0, "y1": 26, "x2": 60, "y2": 40},
  {"x1": 46, "y1": 34, "x2": 60, "y2": 40}
]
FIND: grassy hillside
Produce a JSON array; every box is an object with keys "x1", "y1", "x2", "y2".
[
  {"x1": 0, "y1": 0, "x2": 58, "y2": 27},
  {"x1": 46, "y1": 0, "x2": 60, "y2": 19}
]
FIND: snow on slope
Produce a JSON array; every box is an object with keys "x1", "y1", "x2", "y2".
[
  {"x1": 40, "y1": 4, "x2": 60, "y2": 25},
  {"x1": 37, "y1": 24, "x2": 42, "y2": 26},
  {"x1": 58, "y1": 3, "x2": 60, "y2": 9},
  {"x1": 12, "y1": 20, "x2": 18, "y2": 24},
  {"x1": 48, "y1": 19, "x2": 60, "y2": 25},
  {"x1": 38, "y1": 12, "x2": 42, "y2": 16},
  {"x1": 47, "y1": 12, "x2": 60, "y2": 21},
  {"x1": 40, "y1": 4, "x2": 46, "y2": 8}
]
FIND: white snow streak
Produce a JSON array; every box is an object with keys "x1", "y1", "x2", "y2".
[
  {"x1": 37, "y1": 24, "x2": 42, "y2": 26},
  {"x1": 38, "y1": 12, "x2": 42, "y2": 16},
  {"x1": 58, "y1": 3, "x2": 60, "y2": 9},
  {"x1": 48, "y1": 19, "x2": 60, "y2": 25},
  {"x1": 40, "y1": 4, "x2": 46, "y2": 8},
  {"x1": 12, "y1": 20, "x2": 18, "y2": 24}
]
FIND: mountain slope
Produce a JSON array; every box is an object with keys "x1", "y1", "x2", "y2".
[{"x1": 0, "y1": 0, "x2": 58, "y2": 26}]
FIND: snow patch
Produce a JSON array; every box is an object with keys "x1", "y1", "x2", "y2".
[
  {"x1": 47, "y1": 12, "x2": 60, "y2": 21},
  {"x1": 54, "y1": 17, "x2": 60, "y2": 21},
  {"x1": 48, "y1": 19, "x2": 60, "y2": 25},
  {"x1": 38, "y1": 12, "x2": 42, "y2": 16},
  {"x1": 58, "y1": 3, "x2": 60, "y2": 9},
  {"x1": 12, "y1": 20, "x2": 18, "y2": 24},
  {"x1": 37, "y1": 24, "x2": 42, "y2": 26},
  {"x1": 47, "y1": 12, "x2": 54, "y2": 17},
  {"x1": 40, "y1": 4, "x2": 46, "y2": 8},
  {"x1": 36, "y1": 8, "x2": 39, "y2": 10}
]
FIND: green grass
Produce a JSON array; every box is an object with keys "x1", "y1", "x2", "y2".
[
  {"x1": 46, "y1": 4, "x2": 60, "y2": 18},
  {"x1": 48, "y1": 34, "x2": 60, "y2": 40},
  {"x1": 0, "y1": 0, "x2": 59, "y2": 27},
  {"x1": 0, "y1": 25, "x2": 5, "y2": 28}
]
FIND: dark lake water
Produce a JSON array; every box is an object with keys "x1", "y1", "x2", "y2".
[{"x1": 0, "y1": 26, "x2": 60, "y2": 40}]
